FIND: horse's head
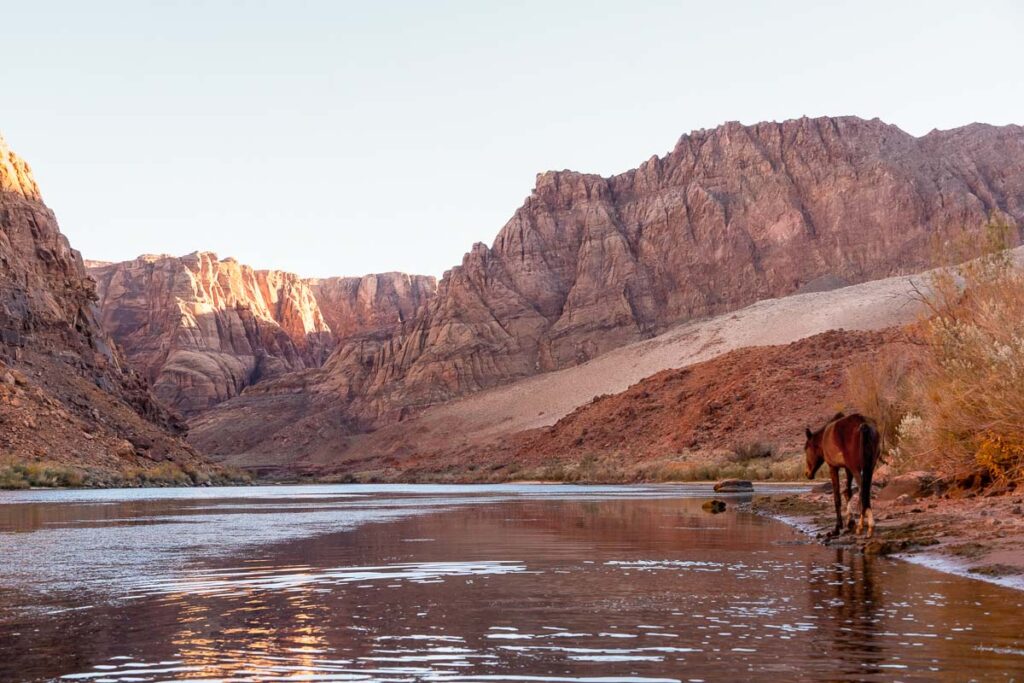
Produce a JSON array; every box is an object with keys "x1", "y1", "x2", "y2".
[{"x1": 804, "y1": 426, "x2": 824, "y2": 479}]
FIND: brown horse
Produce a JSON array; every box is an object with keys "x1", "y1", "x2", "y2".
[{"x1": 804, "y1": 412, "x2": 880, "y2": 537}]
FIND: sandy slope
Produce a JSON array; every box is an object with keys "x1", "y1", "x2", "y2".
[
  {"x1": 208, "y1": 264, "x2": 935, "y2": 474},
  {"x1": 363, "y1": 269, "x2": 925, "y2": 445}
]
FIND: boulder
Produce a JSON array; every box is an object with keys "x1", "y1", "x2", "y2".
[
  {"x1": 714, "y1": 479, "x2": 753, "y2": 493},
  {"x1": 877, "y1": 471, "x2": 943, "y2": 504},
  {"x1": 114, "y1": 440, "x2": 136, "y2": 458},
  {"x1": 702, "y1": 499, "x2": 727, "y2": 513}
]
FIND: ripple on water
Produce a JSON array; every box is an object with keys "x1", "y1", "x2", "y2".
[
  {"x1": 3, "y1": 486, "x2": 1023, "y2": 682},
  {"x1": 127, "y1": 560, "x2": 528, "y2": 598}
]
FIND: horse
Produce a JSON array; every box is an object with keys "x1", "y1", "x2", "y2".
[{"x1": 804, "y1": 412, "x2": 880, "y2": 537}]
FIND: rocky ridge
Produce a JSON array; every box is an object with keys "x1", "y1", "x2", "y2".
[
  {"x1": 0, "y1": 134, "x2": 209, "y2": 478},
  {"x1": 190, "y1": 262, "x2": 929, "y2": 474},
  {"x1": 199, "y1": 116, "x2": 1024, "y2": 451}
]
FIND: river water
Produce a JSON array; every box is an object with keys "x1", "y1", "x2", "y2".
[{"x1": 0, "y1": 484, "x2": 1021, "y2": 682}]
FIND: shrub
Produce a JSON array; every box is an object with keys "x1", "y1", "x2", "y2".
[
  {"x1": 894, "y1": 215, "x2": 1024, "y2": 485},
  {"x1": 0, "y1": 463, "x2": 86, "y2": 489},
  {"x1": 729, "y1": 441, "x2": 774, "y2": 462},
  {"x1": 844, "y1": 347, "x2": 917, "y2": 455}
]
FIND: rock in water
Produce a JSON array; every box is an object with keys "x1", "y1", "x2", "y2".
[
  {"x1": 702, "y1": 499, "x2": 727, "y2": 513},
  {"x1": 714, "y1": 479, "x2": 754, "y2": 492}
]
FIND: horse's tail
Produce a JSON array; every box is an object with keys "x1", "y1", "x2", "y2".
[{"x1": 860, "y1": 421, "x2": 880, "y2": 522}]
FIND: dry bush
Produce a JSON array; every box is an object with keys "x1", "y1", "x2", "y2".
[
  {"x1": 0, "y1": 463, "x2": 86, "y2": 489},
  {"x1": 844, "y1": 347, "x2": 918, "y2": 466},
  {"x1": 729, "y1": 441, "x2": 774, "y2": 462},
  {"x1": 897, "y1": 216, "x2": 1024, "y2": 485}
]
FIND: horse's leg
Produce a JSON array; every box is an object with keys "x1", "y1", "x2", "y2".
[
  {"x1": 850, "y1": 468, "x2": 866, "y2": 536},
  {"x1": 861, "y1": 426, "x2": 878, "y2": 538},
  {"x1": 844, "y1": 468, "x2": 855, "y2": 531},
  {"x1": 829, "y1": 466, "x2": 842, "y2": 537}
]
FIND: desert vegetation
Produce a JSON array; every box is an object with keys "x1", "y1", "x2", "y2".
[
  {"x1": 424, "y1": 450, "x2": 808, "y2": 485},
  {"x1": 845, "y1": 216, "x2": 1024, "y2": 488},
  {"x1": 0, "y1": 461, "x2": 252, "y2": 490}
]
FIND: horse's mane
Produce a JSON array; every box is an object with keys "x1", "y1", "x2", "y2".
[{"x1": 808, "y1": 411, "x2": 847, "y2": 440}]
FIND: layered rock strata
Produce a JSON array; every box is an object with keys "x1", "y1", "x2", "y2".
[
  {"x1": 0, "y1": 135, "x2": 208, "y2": 476},
  {"x1": 315, "y1": 116, "x2": 1024, "y2": 427},
  {"x1": 88, "y1": 256, "x2": 437, "y2": 415}
]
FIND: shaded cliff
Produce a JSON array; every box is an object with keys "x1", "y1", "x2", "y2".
[{"x1": 0, "y1": 135, "x2": 210, "y2": 478}]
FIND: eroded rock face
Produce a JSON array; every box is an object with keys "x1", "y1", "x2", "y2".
[
  {"x1": 0, "y1": 135, "x2": 207, "y2": 474},
  {"x1": 317, "y1": 116, "x2": 1024, "y2": 427},
  {"x1": 0, "y1": 135, "x2": 97, "y2": 349},
  {"x1": 89, "y1": 256, "x2": 437, "y2": 415},
  {"x1": 307, "y1": 273, "x2": 437, "y2": 340},
  {"x1": 90, "y1": 254, "x2": 333, "y2": 416}
]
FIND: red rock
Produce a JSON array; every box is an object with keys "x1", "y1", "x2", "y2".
[
  {"x1": 276, "y1": 117, "x2": 1024, "y2": 424},
  {"x1": 88, "y1": 257, "x2": 436, "y2": 415},
  {"x1": 192, "y1": 117, "x2": 1024, "y2": 463},
  {"x1": 0, "y1": 134, "x2": 212, "y2": 478},
  {"x1": 89, "y1": 253, "x2": 334, "y2": 415}
]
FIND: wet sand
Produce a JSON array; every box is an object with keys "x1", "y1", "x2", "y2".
[{"x1": 753, "y1": 487, "x2": 1024, "y2": 592}]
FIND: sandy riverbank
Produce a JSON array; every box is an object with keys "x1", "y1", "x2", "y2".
[{"x1": 750, "y1": 483, "x2": 1024, "y2": 591}]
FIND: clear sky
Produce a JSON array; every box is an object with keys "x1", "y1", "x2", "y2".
[{"x1": 2, "y1": 1, "x2": 1021, "y2": 278}]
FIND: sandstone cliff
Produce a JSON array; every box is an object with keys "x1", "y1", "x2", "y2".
[
  {"x1": 89, "y1": 254, "x2": 333, "y2": 415},
  {"x1": 0, "y1": 135, "x2": 211, "y2": 480},
  {"x1": 305, "y1": 116, "x2": 1024, "y2": 428},
  {"x1": 190, "y1": 261, "x2": 931, "y2": 474},
  {"x1": 89, "y1": 256, "x2": 437, "y2": 415}
]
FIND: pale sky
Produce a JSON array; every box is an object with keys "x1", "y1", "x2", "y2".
[{"x1": 2, "y1": 1, "x2": 1021, "y2": 278}]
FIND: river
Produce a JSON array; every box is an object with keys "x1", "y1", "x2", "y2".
[{"x1": 0, "y1": 484, "x2": 1021, "y2": 681}]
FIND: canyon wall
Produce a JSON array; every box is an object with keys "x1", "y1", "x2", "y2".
[
  {"x1": 89, "y1": 256, "x2": 437, "y2": 415},
  {"x1": 0, "y1": 135, "x2": 207, "y2": 474},
  {"x1": 314, "y1": 116, "x2": 1024, "y2": 427}
]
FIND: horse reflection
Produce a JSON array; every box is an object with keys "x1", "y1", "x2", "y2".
[{"x1": 811, "y1": 548, "x2": 888, "y2": 676}]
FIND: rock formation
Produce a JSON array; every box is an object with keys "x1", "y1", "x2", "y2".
[
  {"x1": 89, "y1": 254, "x2": 332, "y2": 415},
  {"x1": 0, "y1": 134, "x2": 210, "y2": 478},
  {"x1": 301, "y1": 116, "x2": 1024, "y2": 428},
  {"x1": 88, "y1": 256, "x2": 436, "y2": 415},
  {"x1": 493, "y1": 329, "x2": 900, "y2": 472},
  {"x1": 190, "y1": 263, "x2": 926, "y2": 474},
  {"x1": 307, "y1": 273, "x2": 437, "y2": 341}
]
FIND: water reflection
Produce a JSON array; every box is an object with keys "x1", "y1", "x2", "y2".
[{"x1": 0, "y1": 486, "x2": 1022, "y2": 681}]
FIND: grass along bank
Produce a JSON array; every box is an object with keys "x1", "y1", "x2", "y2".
[{"x1": 0, "y1": 461, "x2": 253, "y2": 490}]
